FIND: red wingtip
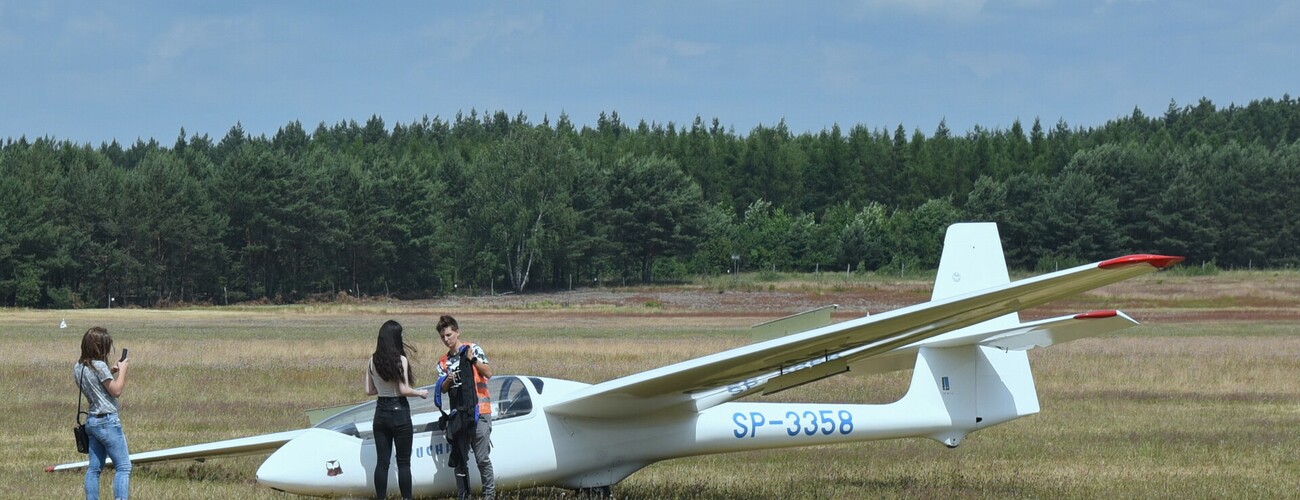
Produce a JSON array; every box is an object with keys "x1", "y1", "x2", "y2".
[
  {"x1": 45, "y1": 466, "x2": 54, "y2": 473},
  {"x1": 1074, "y1": 310, "x2": 1118, "y2": 319},
  {"x1": 1098, "y1": 254, "x2": 1185, "y2": 270}
]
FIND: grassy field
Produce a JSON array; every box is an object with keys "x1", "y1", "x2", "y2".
[{"x1": 4, "y1": 271, "x2": 1298, "y2": 499}]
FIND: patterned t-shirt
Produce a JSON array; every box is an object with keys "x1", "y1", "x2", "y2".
[
  {"x1": 436, "y1": 343, "x2": 489, "y2": 380},
  {"x1": 74, "y1": 360, "x2": 118, "y2": 415}
]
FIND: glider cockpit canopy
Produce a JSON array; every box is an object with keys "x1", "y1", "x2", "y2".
[{"x1": 313, "y1": 375, "x2": 542, "y2": 438}]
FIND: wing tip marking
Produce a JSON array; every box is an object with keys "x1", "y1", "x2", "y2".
[
  {"x1": 1098, "y1": 254, "x2": 1185, "y2": 270},
  {"x1": 1073, "y1": 310, "x2": 1118, "y2": 319}
]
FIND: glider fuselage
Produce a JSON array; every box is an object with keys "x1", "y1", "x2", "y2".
[{"x1": 256, "y1": 374, "x2": 957, "y2": 497}]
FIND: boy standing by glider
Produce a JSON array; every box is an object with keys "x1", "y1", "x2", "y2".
[{"x1": 435, "y1": 315, "x2": 495, "y2": 500}]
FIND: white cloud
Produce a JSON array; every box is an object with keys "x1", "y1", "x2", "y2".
[
  {"x1": 156, "y1": 17, "x2": 261, "y2": 61},
  {"x1": 64, "y1": 13, "x2": 121, "y2": 43},
  {"x1": 0, "y1": 25, "x2": 18, "y2": 51},
  {"x1": 632, "y1": 34, "x2": 717, "y2": 58},
  {"x1": 949, "y1": 50, "x2": 1027, "y2": 80},
  {"x1": 423, "y1": 12, "x2": 545, "y2": 62},
  {"x1": 858, "y1": 0, "x2": 988, "y2": 20},
  {"x1": 816, "y1": 43, "x2": 883, "y2": 91}
]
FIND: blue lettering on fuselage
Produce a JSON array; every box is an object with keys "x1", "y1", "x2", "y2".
[
  {"x1": 732, "y1": 409, "x2": 854, "y2": 438},
  {"x1": 414, "y1": 443, "x2": 452, "y2": 458}
]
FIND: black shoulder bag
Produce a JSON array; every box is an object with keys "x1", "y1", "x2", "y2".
[{"x1": 74, "y1": 365, "x2": 90, "y2": 454}]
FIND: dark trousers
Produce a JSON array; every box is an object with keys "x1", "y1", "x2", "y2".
[
  {"x1": 372, "y1": 397, "x2": 413, "y2": 499},
  {"x1": 450, "y1": 415, "x2": 494, "y2": 500},
  {"x1": 451, "y1": 429, "x2": 473, "y2": 500}
]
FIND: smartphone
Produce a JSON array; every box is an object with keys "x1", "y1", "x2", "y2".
[{"x1": 119, "y1": 348, "x2": 129, "y2": 362}]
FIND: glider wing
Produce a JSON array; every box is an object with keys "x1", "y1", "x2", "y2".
[
  {"x1": 47, "y1": 429, "x2": 306, "y2": 472},
  {"x1": 544, "y1": 255, "x2": 1181, "y2": 418}
]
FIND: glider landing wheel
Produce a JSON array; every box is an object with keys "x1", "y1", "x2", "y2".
[{"x1": 575, "y1": 485, "x2": 612, "y2": 498}]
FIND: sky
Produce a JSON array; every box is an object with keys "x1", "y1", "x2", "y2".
[{"x1": 2, "y1": 1, "x2": 1297, "y2": 145}]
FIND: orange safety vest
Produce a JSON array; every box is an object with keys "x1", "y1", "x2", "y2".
[{"x1": 439, "y1": 343, "x2": 492, "y2": 417}]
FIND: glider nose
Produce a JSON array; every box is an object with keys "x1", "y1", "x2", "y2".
[
  {"x1": 256, "y1": 428, "x2": 368, "y2": 496},
  {"x1": 255, "y1": 444, "x2": 317, "y2": 493},
  {"x1": 254, "y1": 455, "x2": 297, "y2": 492}
]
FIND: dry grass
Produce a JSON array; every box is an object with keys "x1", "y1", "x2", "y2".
[{"x1": 5, "y1": 272, "x2": 1298, "y2": 498}]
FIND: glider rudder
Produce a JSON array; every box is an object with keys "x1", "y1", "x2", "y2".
[{"x1": 909, "y1": 223, "x2": 1038, "y2": 447}]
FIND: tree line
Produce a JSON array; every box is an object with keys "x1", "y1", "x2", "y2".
[{"x1": 2, "y1": 96, "x2": 1298, "y2": 308}]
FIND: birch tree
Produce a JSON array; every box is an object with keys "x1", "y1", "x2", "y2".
[{"x1": 467, "y1": 127, "x2": 579, "y2": 292}]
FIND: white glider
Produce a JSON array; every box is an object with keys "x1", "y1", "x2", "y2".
[{"x1": 49, "y1": 223, "x2": 1183, "y2": 497}]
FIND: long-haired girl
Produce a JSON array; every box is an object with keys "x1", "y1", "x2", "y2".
[
  {"x1": 75, "y1": 326, "x2": 132, "y2": 500},
  {"x1": 364, "y1": 320, "x2": 429, "y2": 499}
]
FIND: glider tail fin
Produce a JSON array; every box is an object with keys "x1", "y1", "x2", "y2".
[
  {"x1": 904, "y1": 344, "x2": 1040, "y2": 448},
  {"x1": 902, "y1": 223, "x2": 1040, "y2": 447}
]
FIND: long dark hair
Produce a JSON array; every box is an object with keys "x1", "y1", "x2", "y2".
[
  {"x1": 372, "y1": 320, "x2": 416, "y2": 384},
  {"x1": 79, "y1": 326, "x2": 112, "y2": 368}
]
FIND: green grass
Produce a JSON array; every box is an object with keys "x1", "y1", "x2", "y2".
[{"x1": 5, "y1": 274, "x2": 1298, "y2": 499}]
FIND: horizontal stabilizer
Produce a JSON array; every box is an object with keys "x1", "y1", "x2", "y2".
[
  {"x1": 980, "y1": 310, "x2": 1138, "y2": 351},
  {"x1": 846, "y1": 310, "x2": 1140, "y2": 376}
]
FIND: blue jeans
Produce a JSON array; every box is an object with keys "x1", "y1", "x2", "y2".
[{"x1": 85, "y1": 413, "x2": 131, "y2": 500}]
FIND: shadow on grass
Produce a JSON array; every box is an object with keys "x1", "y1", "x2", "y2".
[
  {"x1": 134, "y1": 461, "x2": 257, "y2": 484},
  {"x1": 491, "y1": 472, "x2": 1057, "y2": 500}
]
